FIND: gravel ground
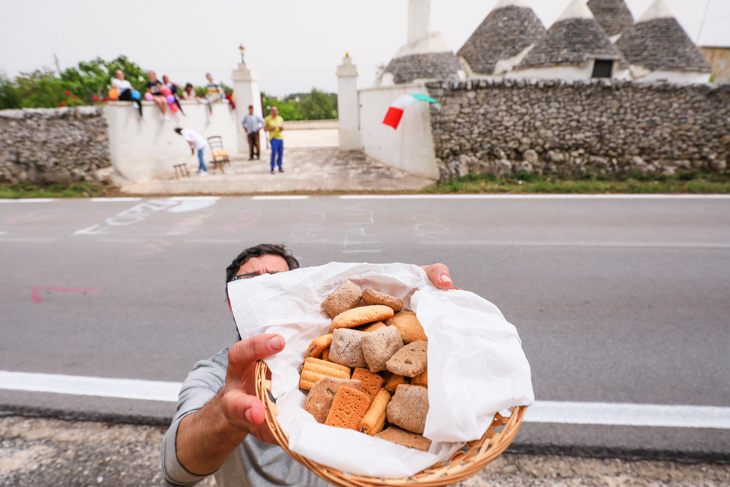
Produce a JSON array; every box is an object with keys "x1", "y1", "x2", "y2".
[{"x1": 1, "y1": 416, "x2": 728, "y2": 487}]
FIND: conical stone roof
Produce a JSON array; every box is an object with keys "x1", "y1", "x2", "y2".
[
  {"x1": 515, "y1": 0, "x2": 627, "y2": 70},
  {"x1": 384, "y1": 51, "x2": 461, "y2": 84},
  {"x1": 615, "y1": 0, "x2": 711, "y2": 73},
  {"x1": 457, "y1": 1, "x2": 546, "y2": 76},
  {"x1": 587, "y1": 0, "x2": 634, "y2": 38}
]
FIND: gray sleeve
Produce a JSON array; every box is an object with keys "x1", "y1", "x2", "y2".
[{"x1": 161, "y1": 346, "x2": 230, "y2": 487}]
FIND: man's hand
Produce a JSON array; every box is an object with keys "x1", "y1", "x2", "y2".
[
  {"x1": 421, "y1": 263, "x2": 453, "y2": 289},
  {"x1": 219, "y1": 334, "x2": 284, "y2": 444},
  {"x1": 176, "y1": 334, "x2": 284, "y2": 475}
]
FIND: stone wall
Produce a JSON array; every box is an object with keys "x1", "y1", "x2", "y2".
[
  {"x1": 0, "y1": 106, "x2": 111, "y2": 184},
  {"x1": 427, "y1": 78, "x2": 730, "y2": 180}
]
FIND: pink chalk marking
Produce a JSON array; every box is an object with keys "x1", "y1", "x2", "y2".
[{"x1": 31, "y1": 286, "x2": 102, "y2": 304}]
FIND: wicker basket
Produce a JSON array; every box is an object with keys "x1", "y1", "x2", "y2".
[{"x1": 254, "y1": 360, "x2": 527, "y2": 487}]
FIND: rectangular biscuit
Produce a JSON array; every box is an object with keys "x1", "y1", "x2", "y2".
[
  {"x1": 324, "y1": 386, "x2": 370, "y2": 430},
  {"x1": 351, "y1": 368, "x2": 385, "y2": 403},
  {"x1": 299, "y1": 357, "x2": 351, "y2": 391},
  {"x1": 304, "y1": 378, "x2": 363, "y2": 423},
  {"x1": 374, "y1": 426, "x2": 432, "y2": 452},
  {"x1": 360, "y1": 388, "x2": 391, "y2": 436}
]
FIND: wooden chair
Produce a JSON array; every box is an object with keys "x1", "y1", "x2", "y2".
[
  {"x1": 207, "y1": 136, "x2": 231, "y2": 173},
  {"x1": 173, "y1": 163, "x2": 190, "y2": 179}
]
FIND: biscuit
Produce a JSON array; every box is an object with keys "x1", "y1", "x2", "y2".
[
  {"x1": 374, "y1": 426, "x2": 432, "y2": 452},
  {"x1": 382, "y1": 371, "x2": 409, "y2": 394},
  {"x1": 328, "y1": 329, "x2": 368, "y2": 368},
  {"x1": 360, "y1": 325, "x2": 404, "y2": 373},
  {"x1": 411, "y1": 368, "x2": 428, "y2": 387},
  {"x1": 386, "y1": 384, "x2": 429, "y2": 434},
  {"x1": 322, "y1": 280, "x2": 362, "y2": 318},
  {"x1": 385, "y1": 312, "x2": 427, "y2": 344},
  {"x1": 299, "y1": 357, "x2": 351, "y2": 390},
  {"x1": 321, "y1": 348, "x2": 330, "y2": 362},
  {"x1": 331, "y1": 305, "x2": 395, "y2": 331},
  {"x1": 304, "y1": 377, "x2": 363, "y2": 423},
  {"x1": 306, "y1": 334, "x2": 333, "y2": 359},
  {"x1": 386, "y1": 341, "x2": 428, "y2": 378},
  {"x1": 360, "y1": 321, "x2": 386, "y2": 333},
  {"x1": 360, "y1": 388, "x2": 391, "y2": 435},
  {"x1": 351, "y1": 367, "x2": 385, "y2": 403},
  {"x1": 325, "y1": 386, "x2": 371, "y2": 430},
  {"x1": 361, "y1": 288, "x2": 404, "y2": 312}
]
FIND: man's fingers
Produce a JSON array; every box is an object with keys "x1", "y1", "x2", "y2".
[
  {"x1": 228, "y1": 334, "x2": 285, "y2": 371},
  {"x1": 220, "y1": 389, "x2": 266, "y2": 428},
  {"x1": 422, "y1": 263, "x2": 453, "y2": 289}
]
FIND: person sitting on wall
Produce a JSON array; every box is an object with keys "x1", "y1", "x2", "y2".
[
  {"x1": 112, "y1": 69, "x2": 142, "y2": 117},
  {"x1": 146, "y1": 71, "x2": 170, "y2": 121},
  {"x1": 163, "y1": 74, "x2": 185, "y2": 115},
  {"x1": 181, "y1": 83, "x2": 196, "y2": 101},
  {"x1": 202, "y1": 73, "x2": 224, "y2": 119}
]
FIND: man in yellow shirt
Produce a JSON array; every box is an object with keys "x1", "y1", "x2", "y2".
[{"x1": 264, "y1": 106, "x2": 285, "y2": 174}]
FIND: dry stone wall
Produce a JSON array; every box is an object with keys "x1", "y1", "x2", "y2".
[
  {"x1": 0, "y1": 106, "x2": 111, "y2": 184},
  {"x1": 426, "y1": 78, "x2": 730, "y2": 180}
]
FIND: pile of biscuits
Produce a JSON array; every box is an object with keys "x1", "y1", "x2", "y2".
[{"x1": 299, "y1": 280, "x2": 431, "y2": 452}]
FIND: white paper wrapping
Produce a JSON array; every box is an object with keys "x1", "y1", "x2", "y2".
[{"x1": 229, "y1": 262, "x2": 534, "y2": 478}]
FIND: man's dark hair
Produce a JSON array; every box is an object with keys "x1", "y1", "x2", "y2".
[
  {"x1": 225, "y1": 243, "x2": 299, "y2": 296},
  {"x1": 174, "y1": 127, "x2": 182, "y2": 135}
]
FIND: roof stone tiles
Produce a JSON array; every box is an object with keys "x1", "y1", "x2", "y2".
[
  {"x1": 384, "y1": 51, "x2": 462, "y2": 84},
  {"x1": 587, "y1": 0, "x2": 634, "y2": 38}
]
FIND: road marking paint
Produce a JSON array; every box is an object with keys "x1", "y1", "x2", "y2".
[
  {"x1": 339, "y1": 194, "x2": 730, "y2": 200},
  {"x1": 526, "y1": 400, "x2": 730, "y2": 430},
  {"x1": 31, "y1": 286, "x2": 101, "y2": 304},
  {"x1": 90, "y1": 198, "x2": 142, "y2": 202},
  {"x1": 0, "y1": 238, "x2": 57, "y2": 242},
  {"x1": 252, "y1": 196, "x2": 309, "y2": 200},
  {"x1": 1, "y1": 370, "x2": 729, "y2": 429},
  {"x1": 169, "y1": 196, "x2": 220, "y2": 201},
  {"x1": 419, "y1": 241, "x2": 730, "y2": 249},
  {"x1": 0, "y1": 199, "x2": 56, "y2": 203}
]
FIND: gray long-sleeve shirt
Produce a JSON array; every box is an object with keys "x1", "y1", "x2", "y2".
[{"x1": 161, "y1": 346, "x2": 327, "y2": 487}]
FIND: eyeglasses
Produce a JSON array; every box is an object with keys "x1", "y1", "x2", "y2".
[{"x1": 231, "y1": 272, "x2": 262, "y2": 281}]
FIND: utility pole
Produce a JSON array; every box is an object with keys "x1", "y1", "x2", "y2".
[{"x1": 696, "y1": 0, "x2": 711, "y2": 45}]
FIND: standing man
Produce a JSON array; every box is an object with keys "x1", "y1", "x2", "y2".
[
  {"x1": 241, "y1": 105, "x2": 265, "y2": 160},
  {"x1": 174, "y1": 127, "x2": 208, "y2": 176},
  {"x1": 264, "y1": 106, "x2": 284, "y2": 174}
]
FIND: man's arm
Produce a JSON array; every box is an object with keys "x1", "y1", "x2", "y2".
[{"x1": 174, "y1": 334, "x2": 284, "y2": 476}]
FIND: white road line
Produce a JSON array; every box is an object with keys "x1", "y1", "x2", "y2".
[
  {"x1": 169, "y1": 196, "x2": 220, "y2": 201},
  {"x1": 0, "y1": 198, "x2": 56, "y2": 203},
  {"x1": 252, "y1": 196, "x2": 309, "y2": 200},
  {"x1": 419, "y1": 241, "x2": 730, "y2": 249},
  {"x1": 1, "y1": 371, "x2": 729, "y2": 429},
  {"x1": 90, "y1": 197, "x2": 142, "y2": 202},
  {"x1": 339, "y1": 194, "x2": 730, "y2": 200}
]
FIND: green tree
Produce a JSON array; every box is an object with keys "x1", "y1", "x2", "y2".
[
  {"x1": 0, "y1": 73, "x2": 23, "y2": 110},
  {"x1": 299, "y1": 88, "x2": 337, "y2": 120}
]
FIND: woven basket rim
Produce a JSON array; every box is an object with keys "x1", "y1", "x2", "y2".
[{"x1": 254, "y1": 360, "x2": 527, "y2": 487}]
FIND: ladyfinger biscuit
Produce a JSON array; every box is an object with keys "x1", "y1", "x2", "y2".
[
  {"x1": 322, "y1": 280, "x2": 362, "y2": 318},
  {"x1": 411, "y1": 368, "x2": 428, "y2": 387},
  {"x1": 321, "y1": 348, "x2": 330, "y2": 362},
  {"x1": 351, "y1": 367, "x2": 385, "y2": 403},
  {"x1": 361, "y1": 325, "x2": 404, "y2": 373},
  {"x1": 360, "y1": 321, "x2": 386, "y2": 333},
  {"x1": 386, "y1": 341, "x2": 428, "y2": 378},
  {"x1": 361, "y1": 288, "x2": 405, "y2": 312},
  {"x1": 299, "y1": 357, "x2": 351, "y2": 390},
  {"x1": 374, "y1": 426, "x2": 432, "y2": 452},
  {"x1": 382, "y1": 371, "x2": 409, "y2": 394},
  {"x1": 324, "y1": 386, "x2": 370, "y2": 430},
  {"x1": 360, "y1": 388, "x2": 391, "y2": 435},
  {"x1": 328, "y1": 329, "x2": 368, "y2": 368},
  {"x1": 304, "y1": 377, "x2": 363, "y2": 423},
  {"x1": 385, "y1": 311, "x2": 427, "y2": 344},
  {"x1": 331, "y1": 305, "x2": 394, "y2": 331},
  {"x1": 306, "y1": 334, "x2": 333, "y2": 359},
  {"x1": 386, "y1": 384, "x2": 429, "y2": 434}
]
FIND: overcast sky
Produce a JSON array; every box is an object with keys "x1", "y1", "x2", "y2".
[{"x1": 2, "y1": 0, "x2": 728, "y2": 97}]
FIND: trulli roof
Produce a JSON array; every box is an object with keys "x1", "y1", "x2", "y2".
[
  {"x1": 615, "y1": 0, "x2": 711, "y2": 73},
  {"x1": 384, "y1": 51, "x2": 461, "y2": 84},
  {"x1": 457, "y1": 1, "x2": 546, "y2": 76},
  {"x1": 587, "y1": 0, "x2": 634, "y2": 38},
  {"x1": 515, "y1": 0, "x2": 628, "y2": 70}
]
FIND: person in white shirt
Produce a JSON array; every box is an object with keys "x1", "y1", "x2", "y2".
[
  {"x1": 174, "y1": 127, "x2": 209, "y2": 176},
  {"x1": 112, "y1": 70, "x2": 142, "y2": 117}
]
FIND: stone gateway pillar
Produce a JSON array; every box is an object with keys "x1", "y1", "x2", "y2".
[
  {"x1": 232, "y1": 61, "x2": 263, "y2": 154},
  {"x1": 336, "y1": 54, "x2": 360, "y2": 151}
]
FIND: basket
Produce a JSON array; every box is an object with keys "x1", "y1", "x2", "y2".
[{"x1": 254, "y1": 360, "x2": 527, "y2": 487}]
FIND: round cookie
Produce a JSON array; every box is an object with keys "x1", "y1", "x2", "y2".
[
  {"x1": 361, "y1": 288, "x2": 404, "y2": 312},
  {"x1": 384, "y1": 311, "x2": 427, "y2": 343},
  {"x1": 331, "y1": 305, "x2": 395, "y2": 331}
]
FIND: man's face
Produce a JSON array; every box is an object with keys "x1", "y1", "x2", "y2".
[
  {"x1": 235, "y1": 254, "x2": 290, "y2": 279},
  {"x1": 271, "y1": 107, "x2": 279, "y2": 117},
  {"x1": 148, "y1": 71, "x2": 156, "y2": 81},
  {"x1": 163, "y1": 76, "x2": 169, "y2": 84},
  {"x1": 248, "y1": 106, "x2": 254, "y2": 115},
  {"x1": 206, "y1": 74, "x2": 213, "y2": 83},
  {"x1": 115, "y1": 70, "x2": 123, "y2": 80}
]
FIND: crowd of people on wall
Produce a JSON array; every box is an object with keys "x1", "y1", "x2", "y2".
[{"x1": 109, "y1": 70, "x2": 232, "y2": 121}]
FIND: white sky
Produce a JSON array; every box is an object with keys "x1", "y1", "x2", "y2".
[{"x1": 1, "y1": 0, "x2": 728, "y2": 97}]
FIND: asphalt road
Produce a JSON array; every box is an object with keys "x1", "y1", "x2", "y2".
[{"x1": 1, "y1": 195, "x2": 729, "y2": 461}]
